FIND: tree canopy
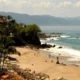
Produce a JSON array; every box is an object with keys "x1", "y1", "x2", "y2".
[{"x1": 0, "y1": 15, "x2": 41, "y2": 46}]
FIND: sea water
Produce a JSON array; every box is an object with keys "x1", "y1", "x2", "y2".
[
  {"x1": 40, "y1": 26, "x2": 80, "y2": 50},
  {"x1": 39, "y1": 26, "x2": 80, "y2": 63}
]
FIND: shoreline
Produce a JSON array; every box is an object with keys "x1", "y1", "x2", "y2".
[
  {"x1": 40, "y1": 48, "x2": 80, "y2": 66},
  {"x1": 15, "y1": 47, "x2": 80, "y2": 80},
  {"x1": 40, "y1": 38, "x2": 80, "y2": 66}
]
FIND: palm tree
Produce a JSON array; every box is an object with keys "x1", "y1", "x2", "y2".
[{"x1": 0, "y1": 36, "x2": 20, "y2": 73}]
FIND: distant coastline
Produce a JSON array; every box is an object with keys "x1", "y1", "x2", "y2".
[{"x1": 0, "y1": 12, "x2": 80, "y2": 26}]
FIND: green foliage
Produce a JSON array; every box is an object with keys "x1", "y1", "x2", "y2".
[
  {"x1": 20, "y1": 24, "x2": 41, "y2": 45},
  {"x1": 7, "y1": 15, "x2": 12, "y2": 20},
  {"x1": 0, "y1": 15, "x2": 41, "y2": 46},
  {"x1": 0, "y1": 36, "x2": 20, "y2": 72},
  {"x1": 0, "y1": 36, "x2": 20, "y2": 55},
  {"x1": 26, "y1": 24, "x2": 41, "y2": 33}
]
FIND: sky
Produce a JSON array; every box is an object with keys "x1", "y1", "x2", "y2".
[{"x1": 0, "y1": 0, "x2": 80, "y2": 17}]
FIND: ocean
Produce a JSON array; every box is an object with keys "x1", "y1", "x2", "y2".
[
  {"x1": 39, "y1": 26, "x2": 80, "y2": 50},
  {"x1": 39, "y1": 26, "x2": 80, "y2": 64}
]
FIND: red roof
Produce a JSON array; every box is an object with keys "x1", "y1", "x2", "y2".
[{"x1": 0, "y1": 16, "x2": 7, "y2": 23}]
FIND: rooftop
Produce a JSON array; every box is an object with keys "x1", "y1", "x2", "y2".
[{"x1": 0, "y1": 16, "x2": 7, "y2": 23}]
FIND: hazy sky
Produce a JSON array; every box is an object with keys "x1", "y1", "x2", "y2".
[{"x1": 0, "y1": 0, "x2": 80, "y2": 17}]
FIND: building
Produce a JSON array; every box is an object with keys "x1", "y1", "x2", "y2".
[{"x1": 0, "y1": 16, "x2": 7, "y2": 24}]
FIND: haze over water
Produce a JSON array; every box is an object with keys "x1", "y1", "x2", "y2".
[{"x1": 40, "y1": 26, "x2": 80, "y2": 33}]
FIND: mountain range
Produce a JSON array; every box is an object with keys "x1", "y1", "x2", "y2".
[{"x1": 0, "y1": 12, "x2": 80, "y2": 26}]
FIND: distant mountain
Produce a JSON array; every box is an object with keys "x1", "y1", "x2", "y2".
[{"x1": 0, "y1": 12, "x2": 80, "y2": 26}]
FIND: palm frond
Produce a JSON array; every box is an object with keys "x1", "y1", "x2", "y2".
[{"x1": 8, "y1": 46, "x2": 21, "y2": 56}]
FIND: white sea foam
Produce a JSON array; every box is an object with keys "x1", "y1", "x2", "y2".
[
  {"x1": 61, "y1": 35, "x2": 70, "y2": 38},
  {"x1": 67, "y1": 57, "x2": 80, "y2": 61},
  {"x1": 61, "y1": 48, "x2": 80, "y2": 58},
  {"x1": 68, "y1": 37, "x2": 77, "y2": 39},
  {"x1": 66, "y1": 37, "x2": 80, "y2": 40},
  {"x1": 46, "y1": 37, "x2": 59, "y2": 41},
  {"x1": 42, "y1": 42, "x2": 80, "y2": 61},
  {"x1": 40, "y1": 36, "x2": 80, "y2": 62},
  {"x1": 40, "y1": 37, "x2": 59, "y2": 44},
  {"x1": 40, "y1": 40, "x2": 46, "y2": 44},
  {"x1": 43, "y1": 47, "x2": 71, "y2": 56},
  {"x1": 68, "y1": 37, "x2": 80, "y2": 39}
]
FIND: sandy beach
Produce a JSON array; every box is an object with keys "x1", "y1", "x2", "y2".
[{"x1": 11, "y1": 47, "x2": 80, "y2": 80}]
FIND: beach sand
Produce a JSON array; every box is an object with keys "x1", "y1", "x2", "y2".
[{"x1": 13, "y1": 47, "x2": 80, "y2": 80}]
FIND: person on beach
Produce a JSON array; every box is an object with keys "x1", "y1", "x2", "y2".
[
  {"x1": 56, "y1": 56, "x2": 60, "y2": 64},
  {"x1": 49, "y1": 54, "x2": 51, "y2": 58}
]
